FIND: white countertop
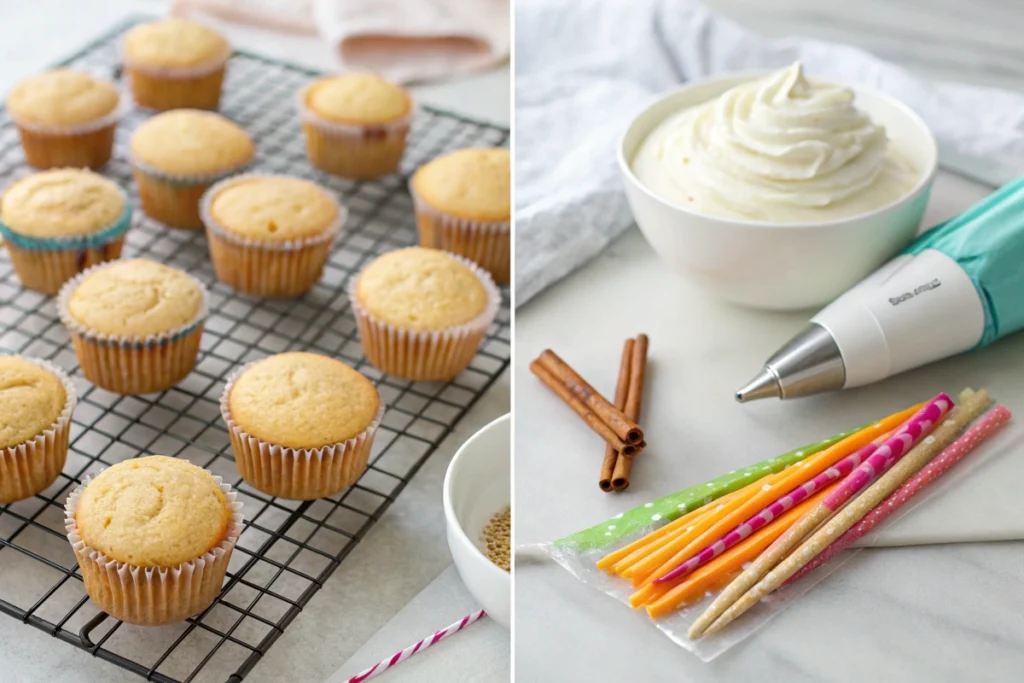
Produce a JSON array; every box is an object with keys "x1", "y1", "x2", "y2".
[
  {"x1": 514, "y1": 169, "x2": 1024, "y2": 680},
  {"x1": 0, "y1": 2, "x2": 510, "y2": 682}
]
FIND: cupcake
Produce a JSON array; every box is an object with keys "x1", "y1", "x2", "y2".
[
  {"x1": 349, "y1": 247, "x2": 500, "y2": 381},
  {"x1": 298, "y1": 73, "x2": 413, "y2": 179},
  {"x1": 5, "y1": 69, "x2": 121, "y2": 169},
  {"x1": 129, "y1": 109, "x2": 254, "y2": 229},
  {"x1": 65, "y1": 455, "x2": 243, "y2": 625},
  {"x1": 123, "y1": 18, "x2": 230, "y2": 111},
  {"x1": 0, "y1": 356, "x2": 76, "y2": 504},
  {"x1": 0, "y1": 169, "x2": 131, "y2": 295},
  {"x1": 221, "y1": 352, "x2": 383, "y2": 500},
  {"x1": 58, "y1": 258, "x2": 208, "y2": 394},
  {"x1": 200, "y1": 174, "x2": 345, "y2": 297},
  {"x1": 411, "y1": 148, "x2": 510, "y2": 284}
]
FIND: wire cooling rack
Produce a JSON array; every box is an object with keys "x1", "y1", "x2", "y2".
[{"x1": 0, "y1": 17, "x2": 509, "y2": 683}]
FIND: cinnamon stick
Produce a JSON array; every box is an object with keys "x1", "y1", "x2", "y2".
[
  {"x1": 530, "y1": 359, "x2": 631, "y2": 454},
  {"x1": 600, "y1": 338, "x2": 635, "y2": 491},
  {"x1": 612, "y1": 334, "x2": 649, "y2": 491},
  {"x1": 536, "y1": 349, "x2": 644, "y2": 445}
]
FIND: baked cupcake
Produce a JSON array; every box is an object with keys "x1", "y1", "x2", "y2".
[
  {"x1": 58, "y1": 258, "x2": 208, "y2": 394},
  {"x1": 411, "y1": 148, "x2": 510, "y2": 284},
  {"x1": 349, "y1": 247, "x2": 500, "y2": 381},
  {"x1": 0, "y1": 356, "x2": 76, "y2": 504},
  {"x1": 0, "y1": 169, "x2": 131, "y2": 295},
  {"x1": 130, "y1": 109, "x2": 254, "y2": 229},
  {"x1": 221, "y1": 352, "x2": 383, "y2": 499},
  {"x1": 123, "y1": 18, "x2": 230, "y2": 111},
  {"x1": 298, "y1": 73, "x2": 413, "y2": 179},
  {"x1": 200, "y1": 174, "x2": 345, "y2": 297},
  {"x1": 5, "y1": 69, "x2": 121, "y2": 169},
  {"x1": 65, "y1": 455, "x2": 243, "y2": 625}
]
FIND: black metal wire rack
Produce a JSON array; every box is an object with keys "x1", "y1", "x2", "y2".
[{"x1": 0, "y1": 17, "x2": 509, "y2": 683}]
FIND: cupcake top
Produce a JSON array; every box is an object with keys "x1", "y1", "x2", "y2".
[
  {"x1": 228, "y1": 352, "x2": 379, "y2": 449},
  {"x1": 74, "y1": 455, "x2": 230, "y2": 567},
  {"x1": 0, "y1": 357, "x2": 66, "y2": 450},
  {"x1": 304, "y1": 73, "x2": 411, "y2": 125},
  {"x1": 6, "y1": 69, "x2": 119, "y2": 128},
  {"x1": 130, "y1": 110, "x2": 254, "y2": 176},
  {"x1": 412, "y1": 148, "x2": 510, "y2": 222},
  {"x1": 124, "y1": 19, "x2": 229, "y2": 69},
  {"x1": 355, "y1": 247, "x2": 489, "y2": 330},
  {"x1": 209, "y1": 176, "x2": 339, "y2": 241},
  {"x1": 1, "y1": 169, "x2": 125, "y2": 238},
  {"x1": 66, "y1": 259, "x2": 204, "y2": 337}
]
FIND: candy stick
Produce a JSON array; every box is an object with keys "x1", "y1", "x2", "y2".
[
  {"x1": 643, "y1": 486, "x2": 836, "y2": 617},
  {"x1": 629, "y1": 403, "x2": 923, "y2": 588},
  {"x1": 653, "y1": 429, "x2": 892, "y2": 585},
  {"x1": 690, "y1": 393, "x2": 952, "y2": 639},
  {"x1": 345, "y1": 610, "x2": 487, "y2": 683},
  {"x1": 787, "y1": 394, "x2": 1005, "y2": 586},
  {"x1": 557, "y1": 422, "x2": 875, "y2": 552}
]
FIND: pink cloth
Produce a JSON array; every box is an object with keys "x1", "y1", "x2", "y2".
[{"x1": 172, "y1": 0, "x2": 509, "y2": 83}]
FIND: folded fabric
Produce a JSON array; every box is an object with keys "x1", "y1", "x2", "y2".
[
  {"x1": 514, "y1": 0, "x2": 1024, "y2": 306},
  {"x1": 173, "y1": 0, "x2": 510, "y2": 84}
]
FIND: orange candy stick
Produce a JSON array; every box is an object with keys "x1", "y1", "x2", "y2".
[
  {"x1": 644, "y1": 486, "x2": 835, "y2": 618},
  {"x1": 629, "y1": 405, "x2": 921, "y2": 588}
]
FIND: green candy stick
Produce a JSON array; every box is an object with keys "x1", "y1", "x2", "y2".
[{"x1": 555, "y1": 424, "x2": 870, "y2": 553}]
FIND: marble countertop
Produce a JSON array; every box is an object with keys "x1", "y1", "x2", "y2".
[
  {"x1": 516, "y1": 1, "x2": 1024, "y2": 680},
  {"x1": 0, "y1": 2, "x2": 509, "y2": 682}
]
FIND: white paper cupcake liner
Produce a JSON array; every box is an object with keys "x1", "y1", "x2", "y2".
[
  {"x1": 57, "y1": 262, "x2": 210, "y2": 394},
  {"x1": 199, "y1": 173, "x2": 347, "y2": 296},
  {"x1": 297, "y1": 83, "x2": 414, "y2": 179},
  {"x1": 130, "y1": 152, "x2": 253, "y2": 229},
  {"x1": 348, "y1": 252, "x2": 501, "y2": 381},
  {"x1": 410, "y1": 187, "x2": 510, "y2": 284},
  {"x1": 0, "y1": 356, "x2": 76, "y2": 504},
  {"x1": 220, "y1": 365, "x2": 385, "y2": 500},
  {"x1": 65, "y1": 470, "x2": 244, "y2": 626}
]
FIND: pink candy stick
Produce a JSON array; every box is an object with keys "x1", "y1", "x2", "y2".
[
  {"x1": 345, "y1": 609, "x2": 487, "y2": 683},
  {"x1": 653, "y1": 440, "x2": 880, "y2": 585},
  {"x1": 787, "y1": 404, "x2": 1011, "y2": 585}
]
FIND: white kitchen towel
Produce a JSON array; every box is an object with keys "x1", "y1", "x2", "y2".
[
  {"x1": 173, "y1": 0, "x2": 510, "y2": 84},
  {"x1": 515, "y1": 0, "x2": 1024, "y2": 306}
]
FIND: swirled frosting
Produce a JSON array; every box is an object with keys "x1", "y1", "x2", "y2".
[{"x1": 632, "y1": 63, "x2": 919, "y2": 222}]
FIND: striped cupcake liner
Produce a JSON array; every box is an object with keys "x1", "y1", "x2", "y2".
[
  {"x1": 56, "y1": 262, "x2": 209, "y2": 395},
  {"x1": 0, "y1": 190, "x2": 132, "y2": 295},
  {"x1": 130, "y1": 155, "x2": 253, "y2": 230},
  {"x1": 199, "y1": 173, "x2": 346, "y2": 297},
  {"x1": 220, "y1": 364, "x2": 385, "y2": 500},
  {"x1": 65, "y1": 470, "x2": 244, "y2": 626},
  {"x1": 410, "y1": 187, "x2": 510, "y2": 285},
  {"x1": 347, "y1": 252, "x2": 501, "y2": 382},
  {"x1": 296, "y1": 83, "x2": 414, "y2": 179},
  {"x1": 0, "y1": 356, "x2": 76, "y2": 504},
  {"x1": 10, "y1": 92, "x2": 128, "y2": 170}
]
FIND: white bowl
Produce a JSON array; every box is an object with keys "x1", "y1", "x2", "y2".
[
  {"x1": 618, "y1": 73, "x2": 939, "y2": 311},
  {"x1": 443, "y1": 413, "x2": 511, "y2": 628}
]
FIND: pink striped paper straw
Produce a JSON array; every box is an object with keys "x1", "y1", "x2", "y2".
[
  {"x1": 653, "y1": 439, "x2": 882, "y2": 585},
  {"x1": 345, "y1": 609, "x2": 487, "y2": 683},
  {"x1": 787, "y1": 404, "x2": 1011, "y2": 584}
]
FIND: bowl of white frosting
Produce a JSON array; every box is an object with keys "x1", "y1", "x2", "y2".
[{"x1": 619, "y1": 62, "x2": 938, "y2": 310}]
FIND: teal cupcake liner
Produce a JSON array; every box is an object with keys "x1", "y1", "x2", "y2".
[{"x1": 0, "y1": 188, "x2": 132, "y2": 252}]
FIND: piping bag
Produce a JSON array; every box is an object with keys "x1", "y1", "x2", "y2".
[{"x1": 738, "y1": 176, "x2": 1024, "y2": 401}]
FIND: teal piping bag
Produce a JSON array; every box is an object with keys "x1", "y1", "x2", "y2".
[{"x1": 737, "y1": 176, "x2": 1024, "y2": 401}]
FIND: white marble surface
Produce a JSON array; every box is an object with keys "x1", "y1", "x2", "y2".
[{"x1": 0, "y1": 2, "x2": 509, "y2": 682}]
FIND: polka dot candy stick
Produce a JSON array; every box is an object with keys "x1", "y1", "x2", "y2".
[
  {"x1": 689, "y1": 393, "x2": 952, "y2": 639},
  {"x1": 786, "y1": 394, "x2": 1006, "y2": 586},
  {"x1": 654, "y1": 433, "x2": 886, "y2": 585}
]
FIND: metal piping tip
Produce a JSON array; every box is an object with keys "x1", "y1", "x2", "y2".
[{"x1": 735, "y1": 368, "x2": 781, "y2": 403}]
